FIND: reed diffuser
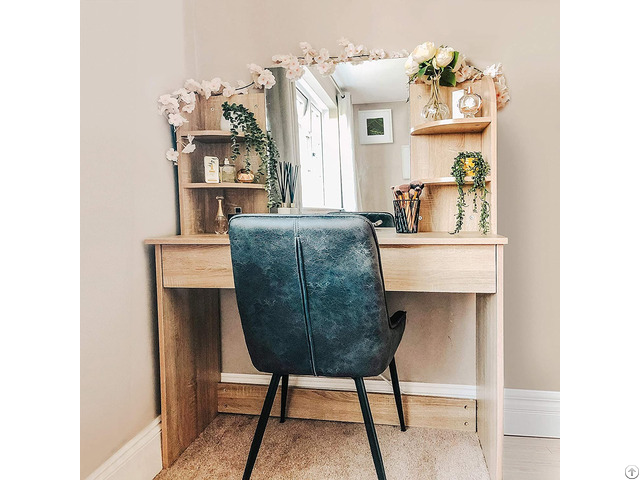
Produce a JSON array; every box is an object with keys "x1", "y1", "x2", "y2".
[{"x1": 276, "y1": 161, "x2": 300, "y2": 214}]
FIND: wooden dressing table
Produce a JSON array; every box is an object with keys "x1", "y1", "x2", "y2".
[{"x1": 145, "y1": 230, "x2": 507, "y2": 479}]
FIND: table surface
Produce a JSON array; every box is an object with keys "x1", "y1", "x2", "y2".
[{"x1": 145, "y1": 229, "x2": 508, "y2": 246}]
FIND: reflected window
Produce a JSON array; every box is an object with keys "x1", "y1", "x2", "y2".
[{"x1": 296, "y1": 87, "x2": 327, "y2": 208}]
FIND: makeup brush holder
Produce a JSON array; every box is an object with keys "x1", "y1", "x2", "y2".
[{"x1": 393, "y1": 199, "x2": 421, "y2": 233}]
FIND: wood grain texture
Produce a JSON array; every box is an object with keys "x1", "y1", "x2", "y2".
[
  {"x1": 476, "y1": 245, "x2": 504, "y2": 480},
  {"x1": 145, "y1": 230, "x2": 508, "y2": 246},
  {"x1": 161, "y1": 243, "x2": 497, "y2": 293},
  {"x1": 156, "y1": 244, "x2": 221, "y2": 467},
  {"x1": 411, "y1": 117, "x2": 491, "y2": 135},
  {"x1": 218, "y1": 383, "x2": 476, "y2": 431}
]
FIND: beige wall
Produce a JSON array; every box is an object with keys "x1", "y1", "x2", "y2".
[
  {"x1": 353, "y1": 101, "x2": 410, "y2": 213},
  {"x1": 192, "y1": 0, "x2": 560, "y2": 392},
  {"x1": 80, "y1": 0, "x2": 194, "y2": 476},
  {"x1": 81, "y1": 0, "x2": 558, "y2": 475}
]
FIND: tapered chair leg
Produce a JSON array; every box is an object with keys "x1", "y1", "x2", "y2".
[
  {"x1": 389, "y1": 357, "x2": 406, "y2": 431},
  {"x1": 243, "y1": 373, "x2": 281, "y2": 480},
  {"x1": 354, "y1": 377, "x2": 387, "y2": 480},
  {"x1": 280, "y1": 374, "x2": 289, "y2": 423}
]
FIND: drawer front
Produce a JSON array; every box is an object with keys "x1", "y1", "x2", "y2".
[
  {"x1": 161, "y1": 244, "x2": 496, "y2": 293},
  {"x1": 162, "y1": 245, "x2": 234, "y2": 288},
  {"x1": 380, "y1": 245, "x2": 496, "y2": 293}
]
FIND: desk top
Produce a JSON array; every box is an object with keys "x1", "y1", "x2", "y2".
[{"x1": 145, "y1": 229, "x2": 508, "y2": 246}]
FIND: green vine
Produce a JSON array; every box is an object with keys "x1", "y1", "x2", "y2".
[
  {"x1": 451, "y1": 151, "x2": 491, "y2": 235},
  {"x1": 221, "y1": 101, "x2": 280, "y2": 207}
]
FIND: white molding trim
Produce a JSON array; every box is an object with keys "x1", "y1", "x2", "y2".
[
  {"x1": 85, "y1": 416, "x2": 162, "y2": 480},
  {"x1": 220, "y1": 372, "x2": 476, "y2": 399},
  {"x1": 504, "y1": 388, "x2": 560, "y2": 438}
]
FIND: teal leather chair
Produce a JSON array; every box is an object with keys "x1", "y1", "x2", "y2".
[
  {"x1": 327, "y1": 211, "x2": 395, "y2": 227},
  {"x1": 229, "y1": 214, "x2": 406, "y2": 480}
]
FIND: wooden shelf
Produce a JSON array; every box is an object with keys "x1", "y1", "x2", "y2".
[
  {"x1": 421, "y1": 176, "x2": 493, "y2": 186},
  {"x1": 180, "y1": 130, "x2": 245, "y2": 143},
  {"x1": 411, "y1": 117, "x2": 491, "y2": 135},
  {"x1": 183, "y1": 182, "x2": 265, "y2": 189}
]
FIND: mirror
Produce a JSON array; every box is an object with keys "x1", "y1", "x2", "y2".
[{"x1": 266, "y1": 58, "x2": 409, "y2": 214}]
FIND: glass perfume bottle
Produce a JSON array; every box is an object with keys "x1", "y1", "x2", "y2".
[
  {"x1": 220, "y1": 158, "x2": 236, "y2": 183},
  {"x1": 213, "y1": 196, "x2": 229, "y2": 234},
  {"x1": 458, "y1": 86, "x2": 483, "y2": 118}
]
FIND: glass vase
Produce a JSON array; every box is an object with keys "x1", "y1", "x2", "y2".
[{"x1": 421, "y1": 76, "x2": 450, "y2": 122}]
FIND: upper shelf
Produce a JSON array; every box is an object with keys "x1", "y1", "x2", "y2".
[
  {"x1": 180, "y1": 130, "x2": 245, "y2": 143},
  {"x1": 411, "y1": 117, "x2": 491, "y2": 135},
  {"x1": 183, "y1": 182, "x2": 265, "y2": 189},
  {"x1": 422, "y1": 176, "x2": 493, "y2": 186}
]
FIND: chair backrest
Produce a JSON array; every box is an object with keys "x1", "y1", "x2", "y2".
[
  {"x1": 327, "y1": 211, "x2": 395, "y2": 227},
  {"x1": 229, "y1": 214, "x2": 395, "y2": 378}
]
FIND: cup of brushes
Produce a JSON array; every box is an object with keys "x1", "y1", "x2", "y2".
[{"x1": 391, "y1": 181, "x2": 425, "y2": 233}]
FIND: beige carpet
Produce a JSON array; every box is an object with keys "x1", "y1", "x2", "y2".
[{"x1": 155, "y1": 414, "x2": 490, "y2": 479}]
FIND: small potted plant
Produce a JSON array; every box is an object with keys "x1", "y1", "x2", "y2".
[{"x1": 451, "y1": 151, "x2": 491, "y2": 235}]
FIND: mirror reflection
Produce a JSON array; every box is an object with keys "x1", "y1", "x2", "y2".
[{"x1": 267, "y1": 58, "x2": 409, "y2": 214}]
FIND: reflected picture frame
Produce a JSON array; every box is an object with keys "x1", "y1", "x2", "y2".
[{"x1": 358, "y1": 108, "x2": 393, "y2": 144}]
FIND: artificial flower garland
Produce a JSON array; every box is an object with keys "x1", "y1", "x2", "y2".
[{"x1": 159, "y1": 38, "x2": 510, "y2": 164}]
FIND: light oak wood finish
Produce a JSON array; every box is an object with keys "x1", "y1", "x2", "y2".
[
  {"x1": 218, "y1": 383, "x2": 476, "y2": 431},
  {"x1": 503, "y1": 436, "x2": 560, "y2": 480},
  {"x1": 410, "y1": 77, "x2": 497, "y2": 233},
  {"x1": 154, "y1": 246, "x2": 221, "y2": 467},
  {"x1": 181, "y1": 130, "x2": 245, "y2": 143},
  {"x1": 182, "y1": 182, "x2": 265, "y2": 189},
  {"x1": 421, "y1": 175, "x2": 493, "y2": 186}
]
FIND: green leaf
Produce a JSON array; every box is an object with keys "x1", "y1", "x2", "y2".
[
  {"x1": 440, "y1": 68, "x2": 456, "y2": 87},
  {"x1": 450, "y1": 51, "x2": 459, "y2": 71}
]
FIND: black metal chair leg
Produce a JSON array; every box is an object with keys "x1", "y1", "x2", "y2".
[
  {"x1": 389, "y1": 357, "x2": 406, "y2": 431},
  {"x1": 280, "y1": 374, "x2": 289, "y2": 423},
  {"x1": 243, "y1": 373, "x2": 281, "y2": 480},
  {"x1": 354, "y1": 377, "x2": 387, "y2": 480}
]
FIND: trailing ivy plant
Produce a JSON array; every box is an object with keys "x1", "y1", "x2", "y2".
[
  {"x1": 451, "y1": 151, "x2": 491, "y2": 235},
  {"x1": 221, "y1": 101, "x2": 280, "y2": 208}
]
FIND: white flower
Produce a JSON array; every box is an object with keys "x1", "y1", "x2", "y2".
[
  {"x1": 235, "y1": 80, "x2": 249, "y2": 95},
  {"x1": 483, "y1": 63, "x2": 503, "y2": 78},
  {"x1": 299, "y1": 41, "x2": 313, "y2": 53},
  {"x1": 184, "y1": 79, "x2": 202, "y2": 93},
  {"x1": 355, "y1": 44, "x2": 365, "y2": 55},
  {"x1": 404, "y1": 56, "x2": 420, "y2": 76},
  {"x1": 166, "y1": 148, "x2": 179, "y2": 163},
  {"x1": 286, "y1": 65, "x2": 304, "y2": 80},
  {"x1": 182, "y1": 102, "x2": 196, "y2": 113},
  {"x1": 316, "y1": 48, "x2": 330, "y2": 63},
  {"x1": 222, "y1": 82, "x2": 236, "y2": 97},
  {"x1": 167, "y1": 113, "x2": 188, "y2": 127},
  {"x1": 451, "y1": 54, "x2": 464, "y2": 72},
  {"x1": 247, "y1": 63, "x2": 264, "y2": 83},
  {"x1": 316, "y1": 61, "x2": 335, "y2": 75},
  {"x1": 182, "y1": 142, "x2": 196, "y2": 154},
  {"x1": 411, "y1": 42, "x2": 436, "y2": 63},
  {"x1": 435, "y1": 47, "x2": 455, "y2": 67},
  {"x1": 345, "y1": 43, "x2": 356, "y2": 57},
  {"x1": 257, "y1": 69, "x2": 276, "y2": 89},
  {"x1": 337, "y1": 50, "x2": 349, "y2": 62},
  {"x1": 337, "y1": 37, "x2": 350, "y2": 47},
  {"x1": 158, "y1": 96, "x2": 180, "y2": 115},
  {"x1": 182, "y1": 91, "x2": 196, "y2": 105},
  {"x1": 368, "y1": 49, "x2": 386, "y2": 61}
]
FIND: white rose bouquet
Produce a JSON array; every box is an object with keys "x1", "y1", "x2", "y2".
[{"x1": 405, "y1": 42, "x2": 461, "y2": 87}]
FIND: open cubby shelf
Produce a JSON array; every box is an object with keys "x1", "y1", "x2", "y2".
[
  {"x1": 411, "y1": 117, "x2": 491, "y2": 136},
  {"x1": 180, "y1": 130, "x2": 245, "y2": 143},
  {"x1": 183, "y1": 182, "x2": 265, "y2": 189}
]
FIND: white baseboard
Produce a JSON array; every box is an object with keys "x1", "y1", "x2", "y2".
[
  {"x1": 222, "y1": 374, "x2": 560, "y2": 438},
  {"x1": 220, "y1": 372, "x2": 477, "y2": 399},
  {"x1": 85, "y1": 416, "x2": 162, "y2": 480},
  {"x1": 504, "y1": 388, "x2": 560, "y2": 438}
]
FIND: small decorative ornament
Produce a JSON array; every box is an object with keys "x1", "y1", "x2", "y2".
[
  {"x1": 213, "y1": 196, "x2": 229, "y2": 234},
  {"x1": 421, "y1": 77, "x2": 451, "y2": 121},
  {"x1": 458, "y1": 86, "x2": 483, "y2": 118},
  {"x1": 236, "y1": 168, "x2": 255, "y2": 183},
  {"x1": 204, "y1": 156, "x2": 220, "y2": 183}
]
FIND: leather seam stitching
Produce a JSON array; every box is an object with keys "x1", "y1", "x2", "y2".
[{"x1": 294, "y1": 221, "x2": 318, "y2": 376}]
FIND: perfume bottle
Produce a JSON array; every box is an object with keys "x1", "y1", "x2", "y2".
[
  {"x1": 214, "y1": 196, "x2": 229, "y2": 234},
  {"x1": 458, "y1": 86, "x2": 483, "y2": 118},
  {"x1": 220, "y1": 158, "x2": 236, "y2": 183}
]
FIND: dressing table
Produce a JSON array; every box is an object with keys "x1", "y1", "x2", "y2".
[{"x1": 148, "y1": 68, "x2": 507, "y2": 479}]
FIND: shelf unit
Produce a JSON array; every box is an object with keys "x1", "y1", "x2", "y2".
[
  {"x1": 175, "y1": 91, "x2": 268, "y2": 234},
  {"x1": 410, "y1": 76, "x2": 498, "y2": 233}
]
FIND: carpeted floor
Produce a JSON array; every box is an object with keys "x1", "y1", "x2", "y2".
[{"x1": 154, "y1": 414, "x2": 490, "y2": 479}]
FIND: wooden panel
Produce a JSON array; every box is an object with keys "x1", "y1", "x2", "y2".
[
  {"x1": 380, "y1": 244, "x2": 496, "y2": 293},
  {"x1": 218, "y1": 383, "x2": 476, "y2": 431},
  {"x1": 411, "y1": 132, "x2": 483, "y2": 179},
  {"x1": 162, "y1": 244, "x2": 234, "y2": 288},
  {"x1": 476, "y1": 245, "x2": 504, "y2": 480},
  {"x1": 155, "y1": 246, "x2": 221, "y2": 467},
  {"x1": 198, "y1": 91, "x2": 266, "y2": 131},
  {"x1": 411, "y1": 117, "x2": 491, "y2": 135}
]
